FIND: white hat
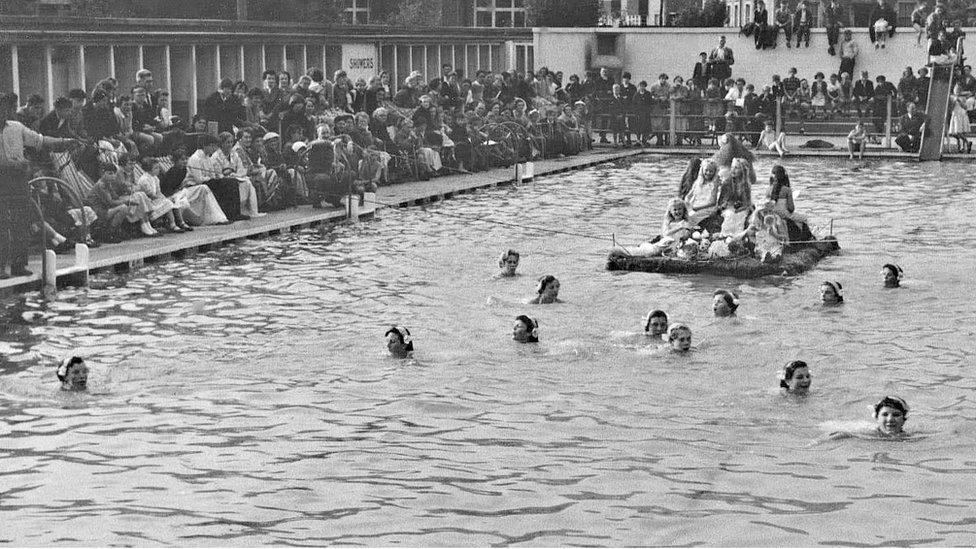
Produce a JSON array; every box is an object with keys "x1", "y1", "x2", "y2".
[{"x1": 291, "y1": 141, "x2": 307, "y2": 153}]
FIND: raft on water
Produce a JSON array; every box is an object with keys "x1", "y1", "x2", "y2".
[{"x1": 606, "y1": 236, "x2": 841, "y2": 279}]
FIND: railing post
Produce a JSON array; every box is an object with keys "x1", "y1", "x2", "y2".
[
  {"x1": 885, "y1": 95, "x2": 893, "y2": 149},
  {"x1": 74, "y1": 243, "x2": 90, "y2": 287},
  {"x1": 775, "y1": 98, "x2": 782, "y2": 136},
  {"x1": 669, "y1": 99, "x2": 677, "y2": 146}
]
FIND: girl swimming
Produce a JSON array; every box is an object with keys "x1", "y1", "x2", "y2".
[
  {"x1": 820, "y1": 281, "x2": 844, "y2": 305},
  {"x1": 57, "y1": 356, "x2": 88, "y2": 391},
  {"x1": 531, "y1": 275, "x2": 561, "y2": 304},
  {"x1": 882, "y1": 264, "x2": 902, "y2": 288},
  {"x1": 513, "y1": 315, "x2": 539, "y2": 343},
  {"x1": 385, "y1": 326, "x2": 414, "y2": 358},
  {"x1": 780, "y1": 360, "x2": 811, "y2": 393},
  {"x1": 874, "y1": 396, "x2": 909, "y2": 437},
  {"x1": 498, "y1": 250, "x2": 520, "y2": 277},
  {"x1": 667, "y1": 323, "x2": 692, "y2": 352},
  {"x1": 644, "y1": 310, "x2": 669, "y2": 340},
  {"x1": 712, "y1": 289, "x2": 739, "y2": 317}
]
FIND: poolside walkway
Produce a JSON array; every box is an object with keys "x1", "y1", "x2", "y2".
[{"x1": 0, "y1": 148, "x2": 646, "y2": 296}]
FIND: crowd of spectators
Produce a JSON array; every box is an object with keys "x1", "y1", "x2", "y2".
[{"x1": 0, "y1": 64, "x2": 595, "y2": 277}]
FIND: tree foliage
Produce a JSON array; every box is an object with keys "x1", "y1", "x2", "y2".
[
  {"x1": 673, "y1": 0, "x2": 728, "y2": 27},
  {"x1": 526, "y1": 0, "x2": 600, "y2": 27}
]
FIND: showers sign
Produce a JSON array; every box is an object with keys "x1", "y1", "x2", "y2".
[{"x1": 342, "y1": 44, "x2": 377, "y2": 82}]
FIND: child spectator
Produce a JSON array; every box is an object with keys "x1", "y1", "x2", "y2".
[
  {"x1": 759, "y1": 121, "x2": 788, "y2": 157},
  {"x1": 847, "y1": 120, "x2": 867, "y2": 159}
]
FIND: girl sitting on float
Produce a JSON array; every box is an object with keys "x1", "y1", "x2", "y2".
[
  {"x1": 684, "y1": 159, "x2": 723, "y2": 228},
  {"x1": 766, "y1": 165, "x2": 814, "y2": 243},
  {"x1": 634, "y1": 198, "x2": 696, "y2": 257}
]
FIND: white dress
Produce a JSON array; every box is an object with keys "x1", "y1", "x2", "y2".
[
  {"x1": 948, "y1": 95, "x2": 971, "y2": 136},
  {"x1": 135, "y1": 173, "x2": 176, "y2": 220},
  {"x1": 170, "y1": 184, "x2": 228, "y2": 226}
]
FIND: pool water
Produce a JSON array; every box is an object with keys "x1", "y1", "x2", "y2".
[{"x1": 1, "y1": 156, "x2": 975, "y2": 546}]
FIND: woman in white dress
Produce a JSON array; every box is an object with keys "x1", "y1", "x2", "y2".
[
  {"x1": 947, "y1": 83, "x2": 971, "y2": 153},
  {"x1": 163, "y1": 149, "x2": 229, "y2": 226},
  {"x1": 137, "y1": 157, "x2": 191, "y2": 232}
]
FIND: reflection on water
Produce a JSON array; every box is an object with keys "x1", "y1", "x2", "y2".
[{"x1": 2, "y1": 157, "x2": 976, "y2": 546}]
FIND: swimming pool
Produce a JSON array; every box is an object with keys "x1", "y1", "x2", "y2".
[{"x1": 1, "y1": 156, "x2": 975, "y2": 546}]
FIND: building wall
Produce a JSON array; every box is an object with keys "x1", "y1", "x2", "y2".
[{"x1": 534, "y1": 26, "x2": 940, "y2": 84}]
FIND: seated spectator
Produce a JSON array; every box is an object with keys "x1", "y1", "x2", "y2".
[
  {"x1": 85, "y1": 161, "x2": 157, "y2": 239},
  {"x1": 131, "y1": 85, "x2": 162, "y2": 154},
  {"x1": 929, "y1": 29, "x2": 957, "y2": 65},
  {"x1": 136, "y1": 157, "x2": 188, "y2": 232},
  {"x1": 279, "y1": 94, "x2": 312, "y2": 139},
  {"x1": 161, "y1": 149, "x2": 227, "y2": 226},
  {"x1": 853, "y1": 71, "x2": 875, "y2": 116},
  {"x1": 847, "y1": 119, "x2": 867, "y2": 159},
  {"x1": 307, "y1": 124, "x2": 348, "y2": 208},
  {"x1": 39, "y1": 97, "x2": 76, "y2": 138},
  {"x1": 211, "y1": 131, "x2": 263, "y2": 218},
  {"x1": 758, "y1": 121, "x2": 788, "y2": 156},
  {"x1": 895, "y1": 101, "x2": 928, "y2": 152}
]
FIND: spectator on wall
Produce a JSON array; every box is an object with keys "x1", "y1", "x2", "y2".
[
  {"x1": 910, "y1": 0, "x2": 929, "y2": 46},
  {"x1": 773, "y1": 3, "x2": 793, "y2": 48},
  {"x1": 824, "y1": 0, "x2": 845, "y2": 56},
  {"x1": 753, "y1": 0, "x2": 769, "y2": 50},
  {"x1": 868, "y1": 0, "x2": 898, "y2": 48},
  {"x1": 794, "y1": 0, "x2": 813, "y2": 48}
]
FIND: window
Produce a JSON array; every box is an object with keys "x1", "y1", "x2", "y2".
[
  {"x1": 473, "y1": 0, "x2": 527, "y2": 27},
  {"x1": 343, "y1": 0, "x2": 369, "y2": 24}
]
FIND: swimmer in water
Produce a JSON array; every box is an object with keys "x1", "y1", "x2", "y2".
[
  {"x1": 667, "y1": 323, "x2": 692, "y2": 352},
  {"x1": 530, "y1": 275, "x2": 561, "y2": 304},
  {"x1": 512, "y1": 315, "x2": 539, "y2": 343},
  {"x1": 385, "y1": 325, "x2": 414, "y2": 358},
  {"x1": 873, "y1": 396, "x2": 909, "y2": 437},
  {"x1": 882, "y1": 264, "x2": 903, "y2": 288},
  {"x1": 826, "y1": 395, "x2": 910, "y2": 440},
  {"x1": 780, "y1": 360, "x2": 811, "y2": 394},
  {"x1": 712, "y1": 289, "x2": 739, "y2": 317},
  {"x1": 644, "y1": 309, "x2": 669, "y2": 341},
  {"x1": 820, "y1": 281, "x2": 844, "y2": 305},
  {"x1": 57, "y1": 356, "x2": 88, "y2": 391},
  {"x1": 498, "y1": 250, "x2": 520, "y2": 277}
]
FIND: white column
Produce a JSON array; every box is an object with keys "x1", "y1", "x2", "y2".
[
  {"x1": 108, "y1": 44, "x2": 116, "y2": 79},
  {"x1": 463, "y1": 45, "x2": 468, "y2": 77},
  {"x1": 321, "y1": 44, "x2": 327, "y2": 75},
  {"x1": 423, "y1": 45, "x2": 428, "y2": 82},
  {"x1": 44, "y1": 46, "x2": 54, "y2": 110},
  {"x1": 301, "y1": 44, "x2": 308, "y2": 74},
  {"x1": 10, "y1": 45, "x2": 19, "y2": 97},
  {"x1": 164, "y1": 45, "x2": 172, "y2": 95},
  {"x1": 239, "y1": 45, "x2": 245, "y2": 82},
  {"x1": 451, "y1": 45, "x2": 456, "y2": 72},
  {"x1": 392, "y1": 46, "x2": 398, "y2": 93},
  {"x1": 77, "y1": 45, "x2": 86, "y2": 89},
  {"x1": 190, "y1": 45, "x2": 198, "y2": 117},
  {"x1": 260, "y1": 44, "x2": 267, "y2": 73},
  {"x1": 488, "y1": 45, "x2": 493, "y2": 71},
  {"x1": 506, "y1": 41, "x2": 516, "y2": 72},
  {"x1": 437, "y1": 46, "x2": 442, "y2": 76},
  {"x1": 408, "y1": 46, "x2": 413, "y2": 77},
  {"x1": 475, "y1": 44, "x2": 481, "y2": 72},
  {"x1": 137, "y1": 45, "x2": 144, "y2": 73},
  {"x1": 215, "y1": 45, "x2": 222, "y2": 81},
  {"x1": 281, "y1": 44, "x2": 287, "y2": 73}
]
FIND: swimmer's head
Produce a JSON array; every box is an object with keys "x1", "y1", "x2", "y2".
[
  {"x1": 712, "y1": 289, "x2": 739, "y2": 317},
  {"x1": 499, "y1": 249, "x2": 520, "y2": 276},
  {"x1": 57, "y1": 356, "x2": 88, "y2": 391},
  {"x1": 513, "y1": 315, "x2": 539, "y2": 343},
  {"x1": 873, "y1": 396, "x2": 908, "y2": 435},
  {"x1": 667, "y1": 323, "x2": 692, "y2": 352},
  {"x1": 779, "y1": 360, "x2": 811, "y2": 393},
  {"x1": 536, "y1": 275, "x2": 560, "y2": 303},
  {"x1": 384, "y1": 325, "x2": 414, "y2": 358},
  {"x1": 644, "y1": 309, "x2": 669, "y2": 337},
  {"x1": 820, "y1": 281, "x2": 844, "y2": 305},
  {"x1": 881, "y1": 263, "x2": 902, "y2": 288}
]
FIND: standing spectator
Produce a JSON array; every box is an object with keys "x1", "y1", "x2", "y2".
[
  {"x1": 16, "y1": 94, "x2": 44, "y2": 131},
  {"x1": 0, "y1": 93, "x2": 78, "y2": 279},
  {"x1": 915, "y1": 66, "x2": 931, "y2": 108},
  {"x1": 824, "y1": 0, "x2": 845, "y2": 56},
  {"x1": 871, "y1": 75, "x2": 897, "y2": 133},
  {"x1": 754, "y1": 0, "x2": 769, "y2": 50},
  {"x1": 134, "y1": 69, "x2": 159, "y2": 113},
  {"x1": 692, "y1": 52, "x2": 710, "y2": 91},
  {"x1": 946, "y1": 20, "x2": 966, "y2": 66},
  {"x1": 620, "y1": 72, "x2": 637, "y2": 146},
  {"x1": 838, "y1": 29, "x2": 860, "y2": 80},
  {"x1": 633, "y1": 80, "x2": 653, "y2": 146},
  {"x1": 260, "y1": 70, "x2": 284, "y2": 127},
  {"x1": 868, "y1": 0, "x2": 897, "y2": 48},
  {"x1": 708, "y1": 36, "x2": 735, "y2": 82},
  {"x1": 203, "y1": 78, "x2": 245, "y2": 134},
  {"x1": 910, "y1": 0, "x2": 929, "y2": 46},
  {"x1": 794, "y1": 0, "x2": 813, "y2": 48},
  {"x1": 897, "y1": 66, "x2": 918, "y2": 104},
  {"x1": 773, "y1": 3, "x2": 793, "y2": 48}
]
